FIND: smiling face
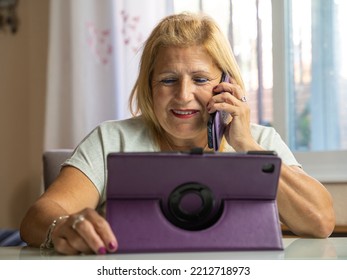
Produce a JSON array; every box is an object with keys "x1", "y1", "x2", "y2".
[{"x1": 151, "y1": 45, "x2": 222, "y2": 149}]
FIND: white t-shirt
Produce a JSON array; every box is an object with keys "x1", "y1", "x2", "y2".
[{"x1": 64, "y1": 116, "x2": 300, "y2": 211}]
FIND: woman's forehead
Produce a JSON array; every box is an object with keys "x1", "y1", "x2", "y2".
[{"x1": 153, "y1": 46, "x2": 218, "y2": 72}]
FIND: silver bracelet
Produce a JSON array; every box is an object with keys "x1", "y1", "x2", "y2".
[{"x1": 40, "y1": 215, "x2": 69, "y2": 249}]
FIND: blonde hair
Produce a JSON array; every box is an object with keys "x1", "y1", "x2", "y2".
[{"x1": 129, "y1": 12, "x2": 244, "y2": 146}]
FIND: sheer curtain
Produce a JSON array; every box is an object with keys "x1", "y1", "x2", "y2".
[{"x1": 44, "y1": 0, "x2": 173, "y2": 149}]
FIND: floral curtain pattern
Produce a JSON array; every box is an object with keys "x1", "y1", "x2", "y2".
[{"x1": 44, "y1": 0, "x2": 173, "y2": 149}]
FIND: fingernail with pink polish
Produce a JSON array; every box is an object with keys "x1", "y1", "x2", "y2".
[
  {"x1": 98, "y1": 247, "x2": 107, "y2": 255},
  {"x1": 109, "y1": 241, "x2": 118, "y2": 250}
]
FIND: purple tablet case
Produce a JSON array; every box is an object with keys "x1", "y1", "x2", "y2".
[{"x1": 106, "y1": 152, "x2": 283, "y2": 253}]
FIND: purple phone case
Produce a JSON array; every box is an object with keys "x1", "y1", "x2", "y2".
[
  {"x1": 210, "y1": 110, "x2": 228, "y2": 150},
  {"x1": 208, "y1": 73, "x2": 229, "y2": 151},
  {"x1": 106, "y1": 152, "x2": 283, "y2": 253}
]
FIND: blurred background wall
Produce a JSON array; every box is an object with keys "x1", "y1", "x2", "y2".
[{"x1": 0, "y1": 0, "x2": 48, "y2": 229}]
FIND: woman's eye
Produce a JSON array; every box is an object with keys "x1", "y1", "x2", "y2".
[
  {"x1": 194, "y1": 77, "x2": 209, "y2": 84},
  {"x1": 160, "y1": 78, "x2": 177, "y2": 85}
]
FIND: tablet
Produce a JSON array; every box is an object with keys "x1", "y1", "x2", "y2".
[{"x1": 106, "y1": 151, "x2": 283, "y2": 252}]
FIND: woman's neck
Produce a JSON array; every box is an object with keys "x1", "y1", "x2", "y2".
[{"x1": 159, "y1": 135, "x2": 208, "y2": 152}]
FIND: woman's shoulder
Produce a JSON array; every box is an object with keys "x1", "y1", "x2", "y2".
[
  {"x1": 250, "y1": 123, "x2": 277, "y2": 139},
  {"x1": 99, "y1": 116, "x2": 145, "y2": 127},
  {"x1": 94, "y1": 116, "x2": 156, "y2": 150},
  {"x1": 97, "y1": 116, "x2": 147, "y2": 134}
]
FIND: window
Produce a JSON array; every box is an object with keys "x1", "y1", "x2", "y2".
[
  {"x1": 173, "y1": 0, "x2": 347, "y2": 182},
  {"x1": 285, "y1": 0, "x2": 347, "y2": 151},
  {"x1": 273, "y1": 0, "x2": 347, "y2": 182}
]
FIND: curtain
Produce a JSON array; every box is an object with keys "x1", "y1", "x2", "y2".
[{"x1": 44, "y1": 0, "x2": 173, "y2": 149}]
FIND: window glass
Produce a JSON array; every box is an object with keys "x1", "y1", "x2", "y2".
[{"x1": 288, "y1": 0, "x2": 347, "y2": 151}]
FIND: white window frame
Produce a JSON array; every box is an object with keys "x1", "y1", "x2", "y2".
[{"x1": 272, "y1": 0, "x2": 347, "y2": 183}]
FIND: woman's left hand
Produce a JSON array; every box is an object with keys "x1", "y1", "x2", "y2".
[{"x1": 207, "y1": 79, "x2": 260, "y2": 151}]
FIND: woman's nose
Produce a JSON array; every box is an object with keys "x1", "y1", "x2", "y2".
[{"x1": 176, "y1": 79, "x2": 193, "y2": 101}]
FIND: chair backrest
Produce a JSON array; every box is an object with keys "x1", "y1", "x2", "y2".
[{"x1": 43, "y1": 149, "x2": 73, "y2": 190}]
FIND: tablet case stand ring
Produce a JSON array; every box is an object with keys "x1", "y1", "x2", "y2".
[{"x1": 166, "y1": 182, "x2": 222, "y2": 231}]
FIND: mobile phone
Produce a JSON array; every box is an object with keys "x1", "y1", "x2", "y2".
[{"x1": 207, "y1": 73, "x2": 230, "y2": 151}]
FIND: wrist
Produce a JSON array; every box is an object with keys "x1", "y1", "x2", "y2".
[
  {"x1": 40, "y1": 215, "x2": 69, "y2": 249},
  {"x1": 233, "y1": 139, "x2": 263, "y2": 153}
]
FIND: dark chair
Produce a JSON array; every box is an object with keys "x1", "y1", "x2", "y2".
[{"x1": 43, "y1": 149, "x2": 73, "y2": 190}]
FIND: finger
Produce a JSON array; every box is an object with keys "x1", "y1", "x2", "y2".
[
  {"x1": 211, "y1": 101, "x2": 242, "y2": 117},
  {"x1": 70, "y1": 213, "x2": 110, "y2": 255},
  {"x1": 211, "y1": 92, "x2": 245, "y2": 108},
  {"x1": 213, "y1": 81, "x2": 246, "y2": 101},
  {"x1": 54, "y1": 235, "x2": 92, "y2": 255},
  {"x1": 86, "y1": 210, "x2": 118, "y2": 253},
  {"x1": 52, "y1": 220, "x2": 92, "y2": 255},
  {"x1": 207, "y1": 94, "x2": 234, "y2": 113},
  {"x1": 53, "y1": 238, "x2": 79, "y2": 255},
  {"x1": 209, "y1": 95, "x2": 250, "y2": 120}
]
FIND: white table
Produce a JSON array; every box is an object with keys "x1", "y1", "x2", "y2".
[{"x1": 0, "y1": 237, "x2": 346, "y2": 260}]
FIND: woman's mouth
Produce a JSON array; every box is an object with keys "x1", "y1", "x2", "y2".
[{"x1": 171, "y1": 109, "x2": 198, "y2": 118}]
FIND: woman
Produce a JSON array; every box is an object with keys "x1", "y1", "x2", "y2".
[{"x1": 20, "y1": 13, "x2": 335, "y2": 255}]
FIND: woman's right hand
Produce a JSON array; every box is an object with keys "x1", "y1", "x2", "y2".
[{"x1": 51, "y1": 208, "x2": 118, "y2": 255}]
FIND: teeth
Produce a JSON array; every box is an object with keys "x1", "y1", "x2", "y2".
[{"x1": 173, "y1": 110, "x2": 194, "y2": 115}]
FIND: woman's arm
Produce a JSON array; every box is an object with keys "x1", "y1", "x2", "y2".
[
  {"x1": 276, "y1": 164, "x2": 335, "y2": 237},
  {"x1": 20, "y1": 166, "x2": 118, "y2": 255},
  {"x1": 209, "y1": 80, "x2": 336, "y2": 238}
]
